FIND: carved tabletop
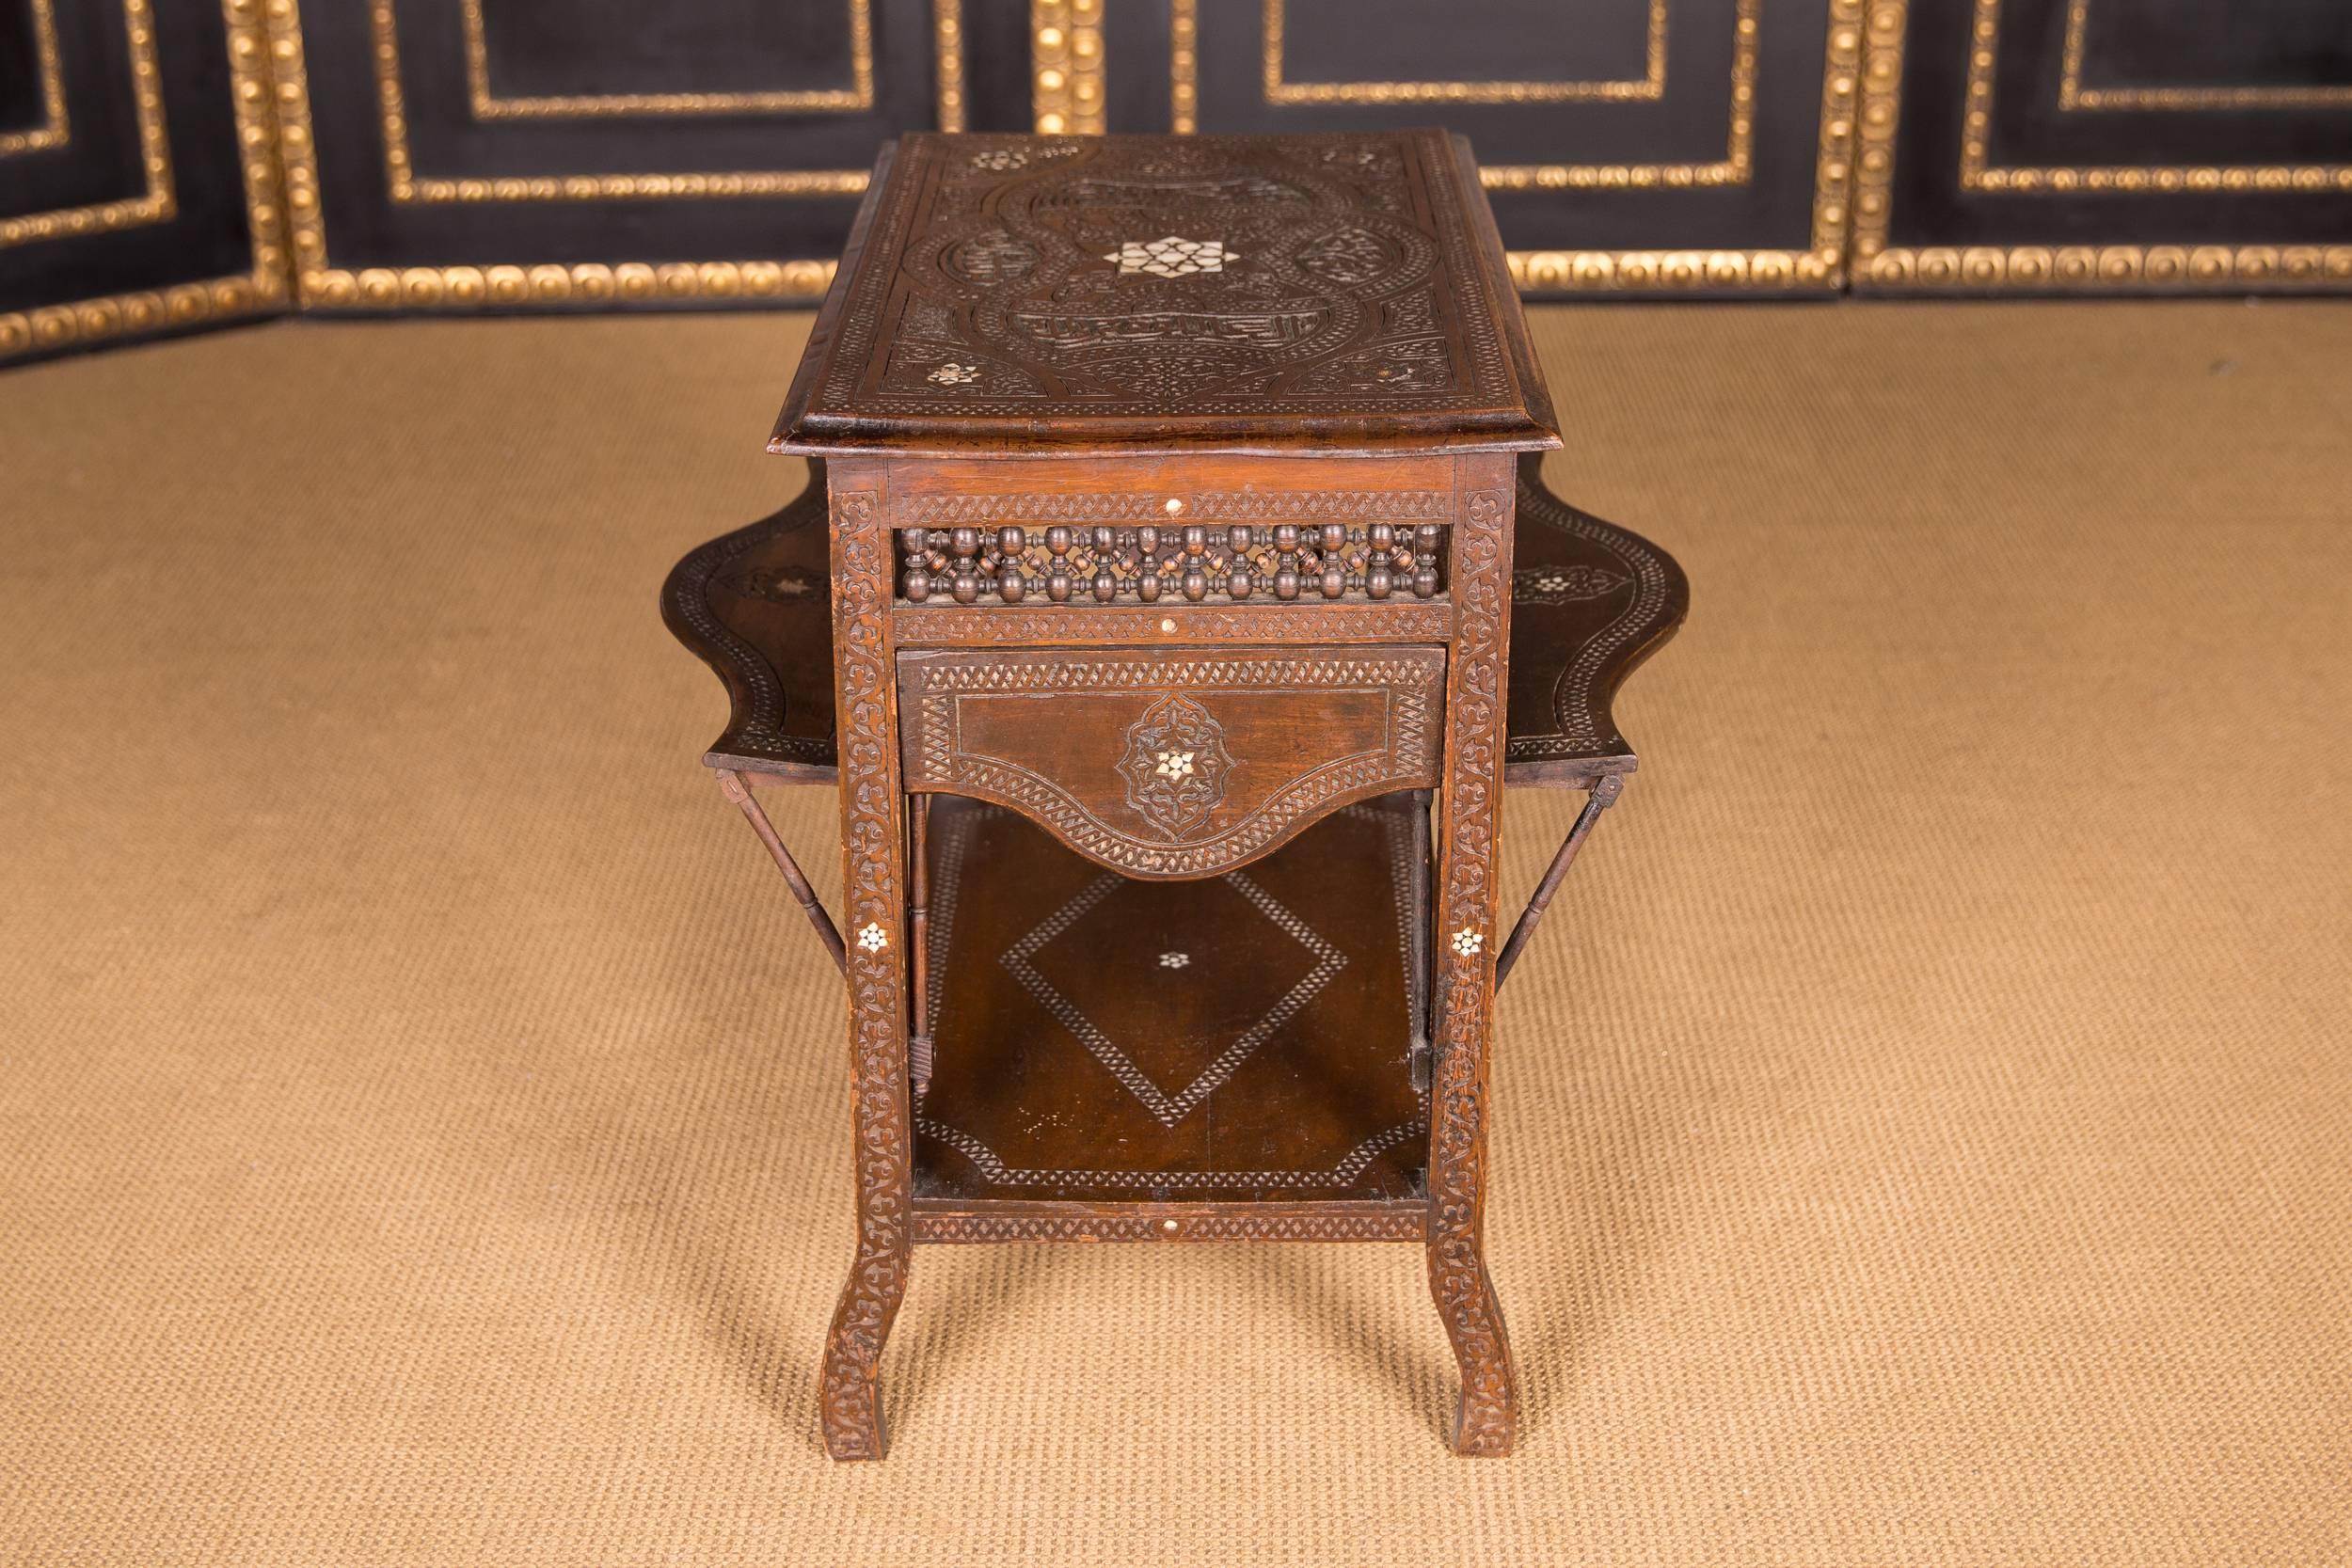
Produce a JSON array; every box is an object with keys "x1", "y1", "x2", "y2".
[{"x1": 772, "y1": 129, "x2": 1554, "y2": 455}]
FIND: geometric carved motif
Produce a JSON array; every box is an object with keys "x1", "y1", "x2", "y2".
[
  {"x1": 1000, "y1": 866, "x2": 1344, "y2": 1127},
  {"x1": 898, "y1": 512, "x2": 1449, "y2": 608},
  {"x1": 1512, "y1": 563, "x2": 1628, "y2": 603},
  {"x1": 912, "y1": 798, "x2": 1428, "y2": 1193},
  {"x1": 1118, "y1": 694, "x2": 1234, "y2": 837},
  {"x1": 1295, "y1": 227, "x2": 1394, "y2": 285},
  {"x1": 900, "y1": 650, "x2": 1442, "y2": 879},
  {"x1": 1103, "y1": 235, "x2": 1236, "y2": 277}
]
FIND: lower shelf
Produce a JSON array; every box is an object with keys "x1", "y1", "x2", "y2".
[{"x1": 912, "y1": 794, "x2": 1432, "y2": 1209}]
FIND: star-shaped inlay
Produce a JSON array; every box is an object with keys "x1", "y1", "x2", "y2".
[
  {"x1": 856, "y1": 922, "x2": 890, "y2": 952},
  {"x1": 1103, "y1": 236, "x2": 1237, "y2": 277},
  {"x1": 1159, "y1": 952, "x2": 1191, "y2": 969},
  {"x1": 927, "y1": 361, "x2": 980, "y2": 386},
  {"x1": 1451, "y1": 927, "x2": 1484, "y2": 958},
  {"x1": 1155, "y1": 750, "x2": 1196, "y2": 780}
]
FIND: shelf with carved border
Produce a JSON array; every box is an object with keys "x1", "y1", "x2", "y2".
[{"x1": 907, "y1": 795, "x2": 1431, "y2": 1219}]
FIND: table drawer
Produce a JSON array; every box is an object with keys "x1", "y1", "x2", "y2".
[{"x1": 898, "y1": 644, "x2": 1446, "y2": 879}]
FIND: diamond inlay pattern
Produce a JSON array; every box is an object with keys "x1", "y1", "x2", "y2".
[
  {"x1": 1004, "y1": 869, "x2": 1343, "y2": 1127},
  {"x1": 911, "y1": 799, "x2": 1430, "y2": 1201}
]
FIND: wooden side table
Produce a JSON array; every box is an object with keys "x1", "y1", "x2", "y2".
[{"x1": 662, "y1": 131, "x2": 1686, "y2": 1459}]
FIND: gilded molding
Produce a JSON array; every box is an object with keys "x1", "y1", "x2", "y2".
[
  {"x1": 1963, "y1": 0, "x2": 2351, "y2": 193},
  {"x1": 2, "y1": 0, "x2": 288, "y2": 365},
  {"x1": 1168, "y1": 0, "x2": 1197, "y2": 135},
  {"x1": 1851, "y1": 0, "x2": 1903, "y2": 265},
  {"x1": 2060, "y1": 0, "x2": 2352, "y2": 112},
  {"x1": 460, "y1": 0, "x2": 876, "y2": 119},
  {"x1": 1263, "y1": 0, "x2": 1667, "y2": 104},
  {"x1": 0, "y1": 0, "x2": 174, "y2": 248},
  {"x1": 934, "y1": 0, "x2": 965, "y2": 133},
  {"x1": 307, "y1": 260, "x2": 837, "y2": 311},
  {"x1": 1435, "y1": 0, "x2": 1854, "y2": 292},
  {"x1": 1154, "y1": 0, "x2": 1845, "y2": 293},
  {"x1": 265, "y1": 0, "x2": 985, "y2": 309},
  {"x1": 1812, "y1": 0, "x2": 1864, "y2": 264},
  {"x1": 1031, "y1": 0, "x2": 1104, "y2": 135},
  {"x1": 1853, "y1": 0, "x2": 2352, "y2": 290},
  {"x1": 1476, "y1": 1, "x2": 1765, "y2": 236},
  {"x1": 373, "y1": 0, "x2": 871, "y2": 202},
  {"x1": 1865, "y1": 244, "x2": 2352, "y2": 290},
  {"x1": 273, "y1": 0, "x2": 839, "y2": 306},
  {"x1": 1509, "y1": 249, "x2": 1833, "y2": 292},
  {"x1": 0, "y1": 0, "x2": 68, "y2": 156},
  {"x1": 0, "y1": 274, "x2": 261, "y2": 362}
]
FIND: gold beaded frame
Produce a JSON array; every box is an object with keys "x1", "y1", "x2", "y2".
[
  {"x1": 1851, "y1": 0, "x2": 2352, "y2": 292},
  {"x1": 267, "y1": 0, "x2": 975, "y2": 311},
  {"x1": 0, "y1": 0, "x2": 288, "y2": 365}
]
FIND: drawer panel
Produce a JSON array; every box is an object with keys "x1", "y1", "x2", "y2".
[{"x1": 898, "y1": 645, "x2": 1446, "y2": 879}]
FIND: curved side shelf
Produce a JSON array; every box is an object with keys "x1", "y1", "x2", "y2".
[
  {"x1": 1504, "y1": 454, "x2": 1690, "y2": 787},
  {"x1": 660, "y1": 467, "x2": 840, "y2": 780}
]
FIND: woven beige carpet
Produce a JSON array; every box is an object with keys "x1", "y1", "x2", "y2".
[{"x1": 2, "y1": 302, "x2": 2346, "y2": 1566}]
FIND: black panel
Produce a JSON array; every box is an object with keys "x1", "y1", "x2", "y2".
[
  {"x1": 293, "y1": 0, "x2": 1030, "y2": 301},
  {"x1": 2079, "y1": 0, "x2": 2350, "y2": 91},
  {"x1": 1100, "y1": 0, "x2": 1836, "y2": 266},
  {"x1": 0, "y1": 0, "x2": 44, "y2": 134},
  {"x1": 1282, "y1": 0, "x2": 1653, "y2": 85},
  {"x1": 477, "y1": 0, "x2": 863, "y2": 99},
  {"x1": 1877, "y1": 0, "x2": 2352, "y2": 264},
  {"x1": 959, "y1": 2, "x2": 1034, "y2": 135},
  {"x1": 0, "y1": 0, "x2": 270, "y2": 355},
  {"x1": 2, "y1": 0, "x2": 149, "y2": 220}
]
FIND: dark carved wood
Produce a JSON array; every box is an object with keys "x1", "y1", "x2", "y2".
[
  {"x1": 1503, "y1": 454, "x2": 1691, "y2": 786},
  {"x1": 669, "y1": 131, "x2": 1600, "y2": 1460},
  {"x1": 1423, "y1": 455, "x2": 1520, "y2": 1456},
  {"x1": 895, "y1": 600, "x2": 1454, "y2": 646},
  {"x1": 712, "y1": 768, "x2": 848, "y2": 974},
  {"x1": 1493, "y1": 771, "x2": 1624, "y2": 991},
  {"x1": 898, "y1": 515, "x2": 1447, "y2": 607},
  {"x1": 1489, "y1": 461, "x2": 1683, "y2": 1045},
  {"x1": 910, "y1": 795, "x2": 1433, "y2": 1206},
  {"x1": 660, "y1": 470, "x2": 841, "y2": 779},
  {"x1": 898, "y1": 646, "x2": 1445, "y2": 879},
  {"x1": 815, "y1": 465, "x2": 914, "y2": 1463},
  {"x1": 914, "y1": 1200, "x2": 1426, "y2": 1244}
]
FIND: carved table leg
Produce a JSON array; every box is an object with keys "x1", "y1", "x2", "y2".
[
  {"x1": 1425, "y1": 458, "x2": 1520, "y2": 1455},
  {"x1": 1493, "y1": 771, "x2": 1624, "y2": 991},
  {"x1": 818, "y1": 471, "x2": 914, "y2": 1461}
]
